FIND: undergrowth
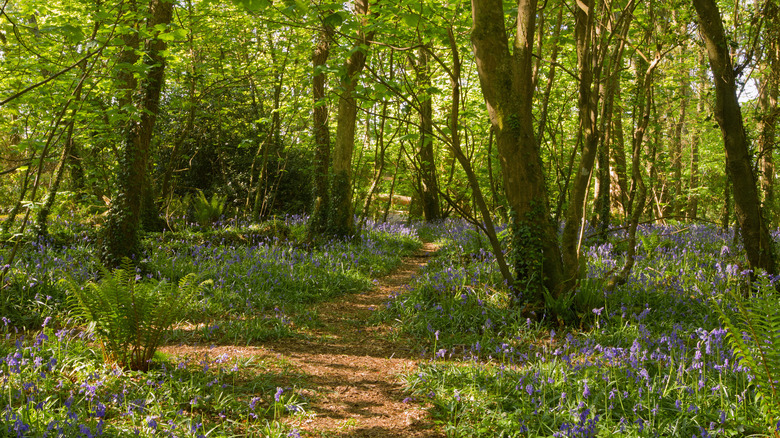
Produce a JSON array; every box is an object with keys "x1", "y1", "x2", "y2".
[
  {"x1": 377, "y1": 221, "x2": 780, "y2": 436},
  {"x1": 0, "y1": 215, "x2": 420, "y2": 437}
]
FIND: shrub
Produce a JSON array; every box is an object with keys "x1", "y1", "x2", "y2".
[
  {"x1": 63, "y1": 261, "x2": 210, "y2": 371},
  {"x1": 714, "y1": 276, "x2": 780, "y2": 429},
  {"x1": 190, "y1": 190, "x2": 226, "y2": 227}
]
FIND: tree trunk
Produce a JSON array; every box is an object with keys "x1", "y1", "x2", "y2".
[
  {"x1": 308, "y1": 21, "x2": 334, "y2": 237},
  {"x1": 671, "y1": 74, "x2": 688, "y2": 217},
  {"x1": 360, "y1": 100, "x2": 393, "y2": 226},
  {"x1": 161, "y1": 0, "x2": 197, "y2": 211},
  {"x1": 382, "y1": 147, "x2": 404, "y2": 223},
  {"x1": 446, "y1": 25, "x2": 514, "y2": 288},
  {"x1": 687, "y1": 52, "x2": 707, "y2": 219},
  {"x1": 330, "y1": 0, "x2": 373, "y2": 237},
  {"x1": 613, "y1": 50, "x2": 660, "y2": 286},
  {"x1": 471, "y1": 0, "x2": 566, "y2": 304},
  {"x1": 415, "y1": 46, "x2": 441, "y2": 222},
  {"x1": 610, "y1": 81, "x2": 629, "y2": 217},
  {"x1": 595, "y1": 4, "x2": 634, "y2": 237},
  {"x1": 536, "y1": 7, "x2": 563, "y2": 148},
  {"x1": 2, "y1": 152, "x2": 34, "y2": 234},
  {"x1": 561, "y1": 0, "x2": 600, "y2": 285},
  {"x1": 36, "y1": 5, "x2": 106, "y2": 236},
  {"x1": 254, "y1": 36, "x2": 289, "y2": 221},
  {"x1": 102, "y1": 0, "x2": 173, "y2": 264},
  {"x1": 693, "y1": 0, "x2": 777, "y2": 274}
]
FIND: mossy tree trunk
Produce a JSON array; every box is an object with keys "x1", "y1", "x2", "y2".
[
  {"x1": 415, "y1": 46, "x2": 441, "y2": 222},
  {"x1": 471, "y1": 0, "x2": 566, "y2": 306},
  {"x1": 102, "y1": 0, "x2": 173, "y2": 264},
  {"x1": 329, "y1": 0, "x2": 374, "y2": 237},
  {"x1": 309, "y1": 21, "x2": 334, "y2": 237}
]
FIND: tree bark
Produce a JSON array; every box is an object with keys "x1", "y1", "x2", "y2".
[
  {"x1": 102, "y1": 0, "x2": 173, "y2": 264},
  {"x1": 536, "y1": 6, "x2": 563, "y2": 148},
  {"x1": 693, "y1": 0, "x2": 777, "y2": 274},
  {"x1": 613, "y1": 51, "x2": 660, "y2": 286},
  {"x1": 446, "y1": 26, "x2": 514, "y2": 288},
  {"x1": 594, "y1": 3, "x2": 634, "y2": 238},
  {"x1": 415, "y1": 46, "x2": 441, "y2": 222},
  {"x1": 561, "y1": 0, "x2": 600, "y2": 285},
  {"x1": 471, "y1": 0, "x2": 566, "y2": 304},
  {"x1": 308, "y1": 21, "x2": 334, "y2": 237},
  {"x1": 610, "y1": 80, "x2": 629, "y2": 217},
  {"x1": 671, "y1": 74, "x2": 688, "y2": 217},
  {"x1": 330, "y1": 0, "x2": 373, "y2": 237}
]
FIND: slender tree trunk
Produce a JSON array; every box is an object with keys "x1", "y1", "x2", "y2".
[
  {"x1": 102, "y1": 0, "x2": 173, "y2": 264},
  {"x1": 414, "y1": 46, "x2": 441, "y2": 222},
  {"x1": 2, "y1": 152, "x2": 35, "y2": 234},
  {"x1": 613, "y1": 52, "x2": 660, "y2": 285},
  {"x1": 36, "y1": 6, "x2": 105, "y2": 236},
  {"x1": 561, "y1": 0, "x2": 600, "y2": 284},
  {"x1": 671, "y1": 75, "x2": 688, "y2": 217},
  {"x1": 536, "y1": 7, "x2": 563, "y2": 147},
  {"x1": 687, "y1": 52, "x2": 706, "y2": 219},
  {"x1": 382, "y1": 147, "x2": 404, "y2": 222},
  {"x1": 330, "y1": 0, "x2": 374, "y2": 237},
  {"x1": 36, "y1": 117, "x2": 78, "y2": 236},
  {"x1": 694, "y1": 0, "x2": 777, "y2": 274},
  {"x1": 610, "y1": 81, "x2": 629, "y2": 217},
  {"x1": 446, "y1": 26, "x2": 513, "y2": 288},
  {"x1": 254, "y1": 37, "x2": 289, "y2": 221},
  {"x1": 161, "y1": 0, "x2": 197, "y2": 210},
  {"x1": 595, "y1": 5, "x2": 633, "y2": 237},
  {"x1": 471, "y1": 0, "x2": 566, "y2": 304},
  {"x1": 360, "y1": 100, "x2": 392, "y2": 226}
]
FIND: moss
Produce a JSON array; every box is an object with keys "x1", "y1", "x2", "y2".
[{"x1": 327, "y1": 170, "x2": 355, "y2": 238}]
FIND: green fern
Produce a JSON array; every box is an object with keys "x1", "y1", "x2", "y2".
[
  {"x1": 638, "y1": 230, "x2": 662, "y2": 259},
  {"x1": 714, "y1": 282, "x2": 780, "y2": 429},
  {"x1": 63, "y1": 260, "x2": 210, "y2": 371},
  {"x1": 192, "y1": 190, "x2": 226, "y2": 227}
]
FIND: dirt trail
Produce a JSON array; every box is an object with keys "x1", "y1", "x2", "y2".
[{"x1": 268, "y1": 241, "x2": 443, "y2": 437}]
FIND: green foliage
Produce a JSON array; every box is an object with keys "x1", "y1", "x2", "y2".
[
  {"x1": 62, "y1": 260, "x2": 211, "y2": 371},
  {"x1": 190, "y1": 190, "x2": 226, "y2": 227},
  {"x1": 1, "y1": 323, "x2": 304, "y2": 437},
  {"x1": 714, "y1": 280, "x2": 780, "y2": 427},
  {"x1": 638, "y1": 229, "x2": 673, "y2": 259},
  {"x1": 0, "y1": 274, "x2": 64, "y2": 329},
  {"x1": 509, "y1": 206, "x2": 546, "y2": 299}
]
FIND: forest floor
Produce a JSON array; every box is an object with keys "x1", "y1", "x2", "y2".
[
  {"x1": 161, "y1": 242, "x2": 444, "y2": 437},
  {"x1": 272, "y1": 241, "x2": 443, "y2": 437}
]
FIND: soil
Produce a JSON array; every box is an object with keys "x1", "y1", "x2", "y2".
[{"x1": 270, "y1": 242, "x2": 444, "y2": 437}]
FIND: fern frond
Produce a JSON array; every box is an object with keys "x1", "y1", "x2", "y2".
[
  {"x1": 62, "y1": 262, "x2": 208, "y2": 371},
  {"x1": 714, "y1": 287, "x2": 780, "y2": 428}
]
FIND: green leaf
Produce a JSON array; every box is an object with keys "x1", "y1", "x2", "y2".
[
  {"x1": 232, "y1": 0, "x2": 271, "y2": 12},
  {"x1": 401, "y1": 13, "x2": 420, "y2": 28},
  {"x1": 158, "y1": 32, "x2": 175, "y2": 42},
  {"x1": 61, "y1": 24, "x2": 85, "y2": 43},
  {"x1": 324, "y1": 11, "x2": 345, "y2": 27}
]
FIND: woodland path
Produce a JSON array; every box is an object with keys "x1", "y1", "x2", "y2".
[{"x1": 267, "y1": 241, "x2": 443, "y2": 437}]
